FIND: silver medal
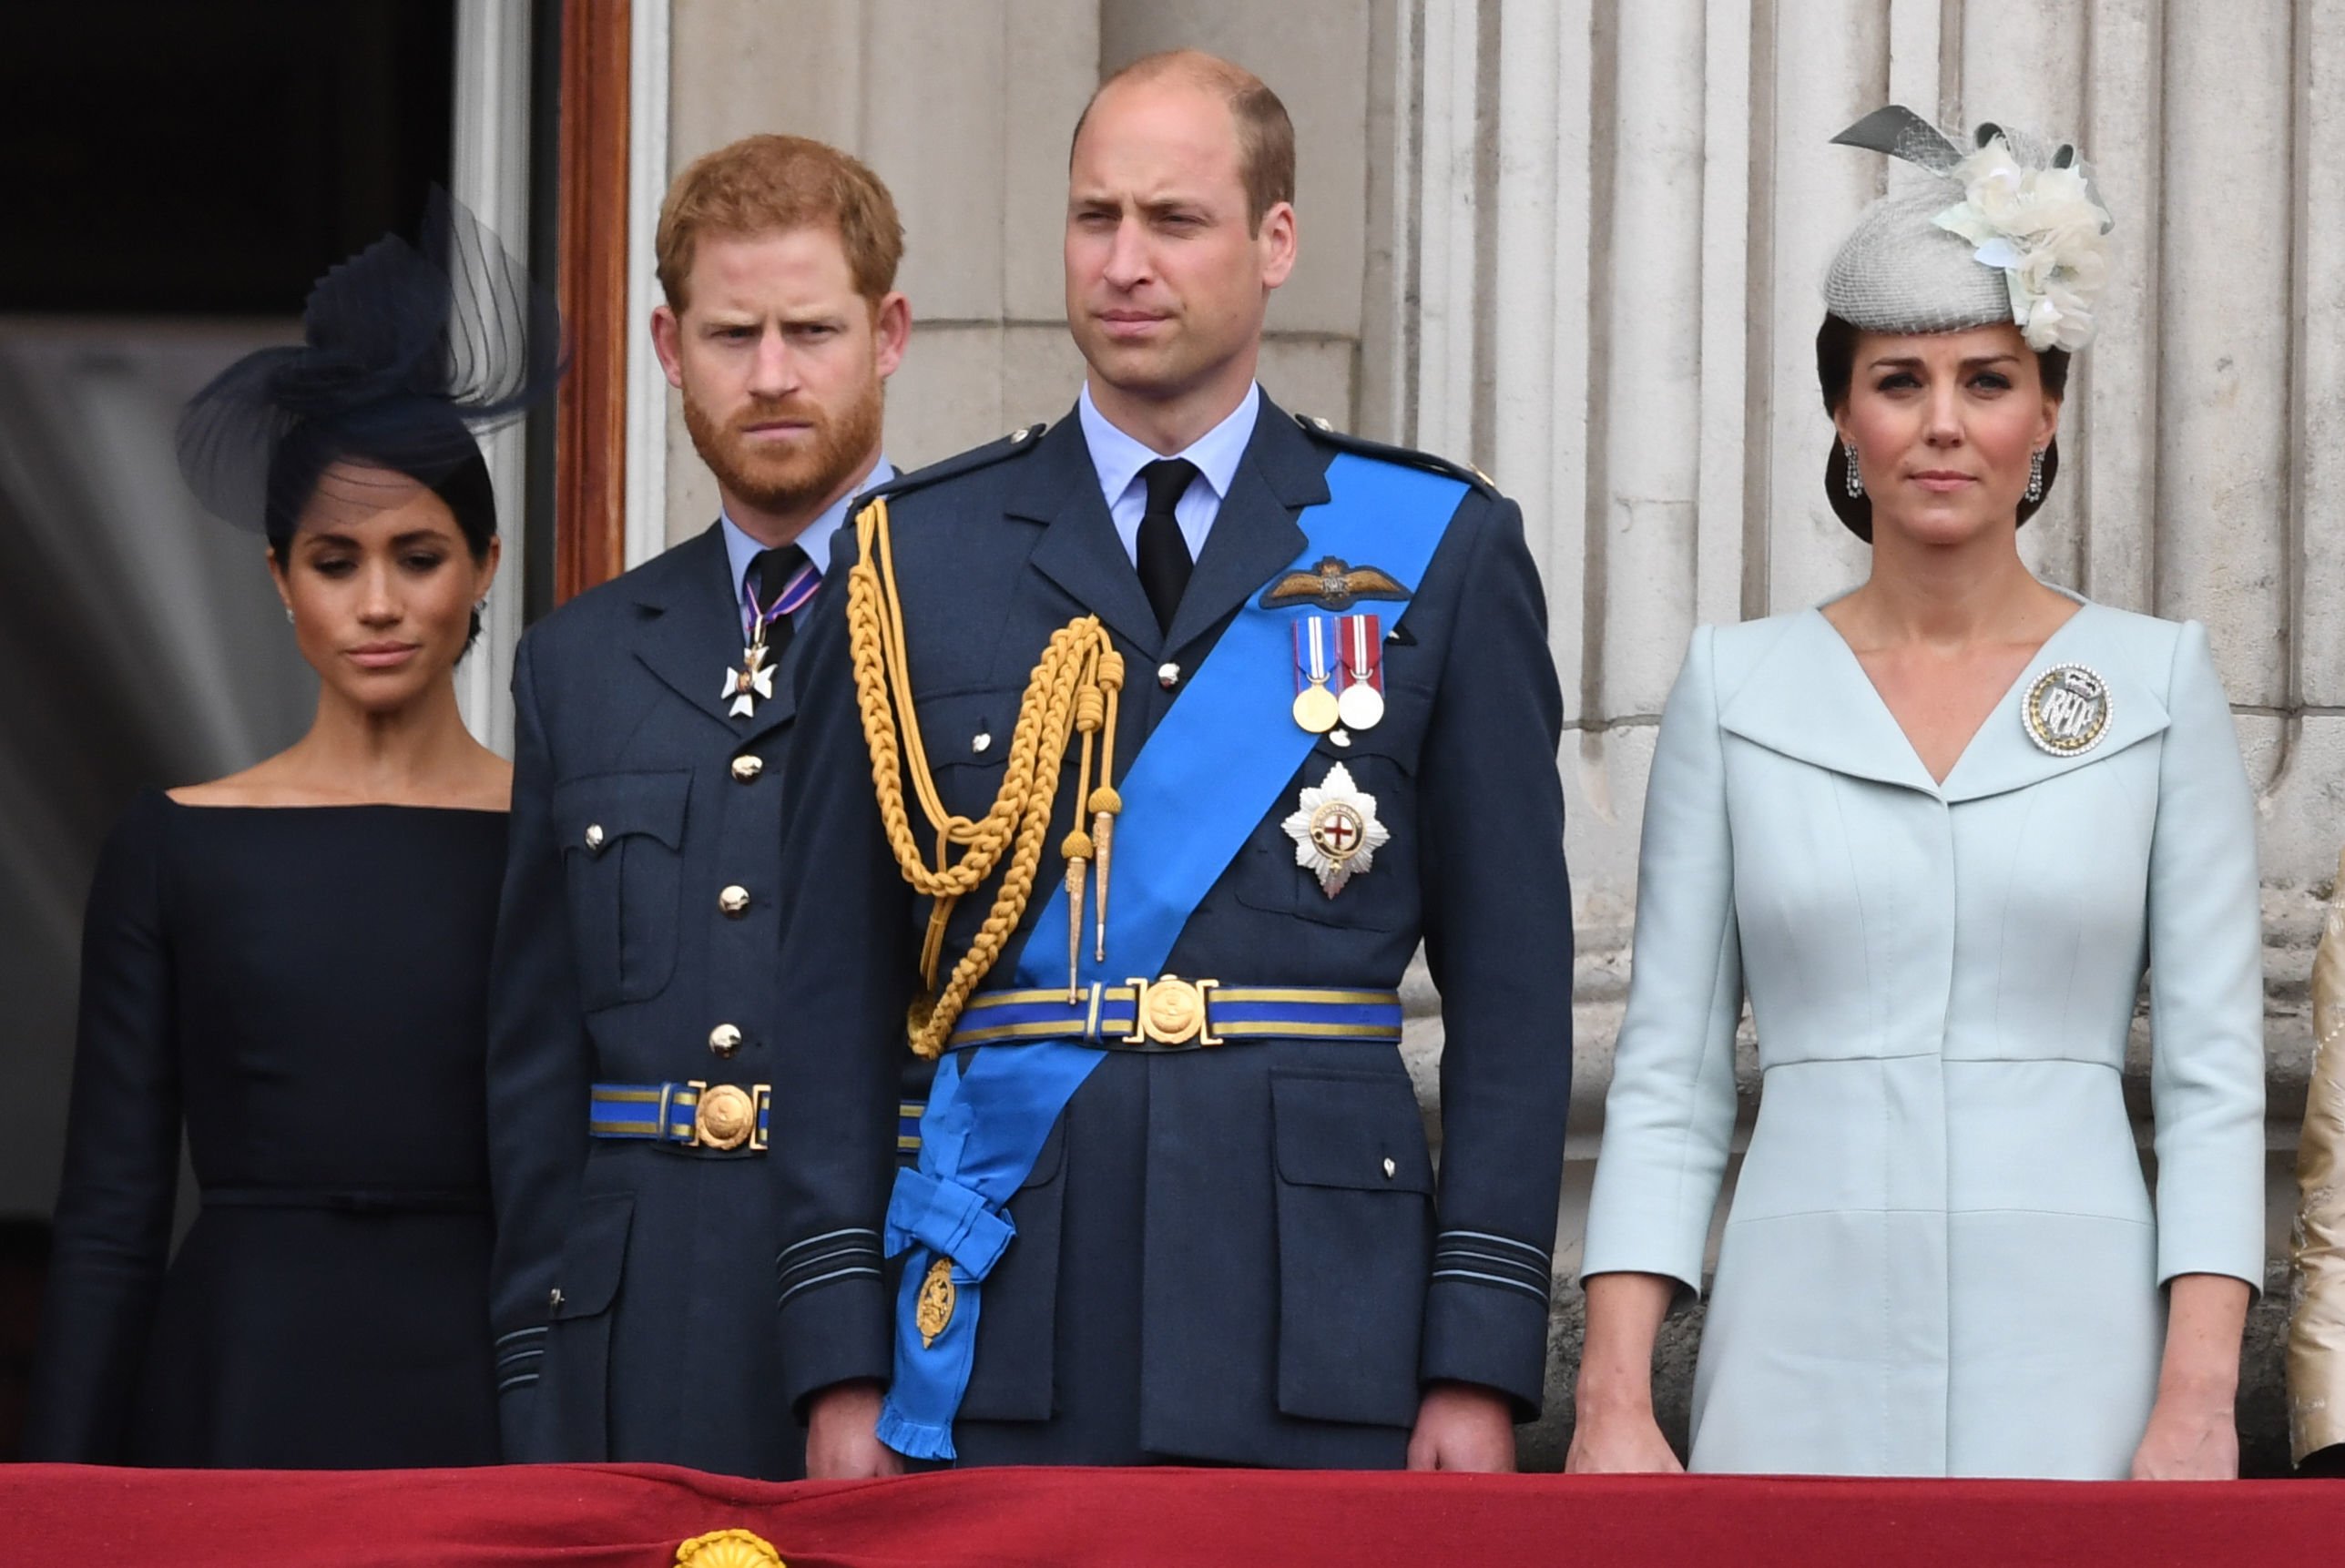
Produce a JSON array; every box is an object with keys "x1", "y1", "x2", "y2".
[{"x1": 2021, "y1": 663, "x2": 2111, "y2": 757}]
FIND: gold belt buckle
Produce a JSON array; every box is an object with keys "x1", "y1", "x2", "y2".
[
  {"x1": 1123, "y1": 974, "x2": 1222, "y2": 1047},
  {"x1": 688, "y1": 1080, "x2": 767, "y2": 1151}
]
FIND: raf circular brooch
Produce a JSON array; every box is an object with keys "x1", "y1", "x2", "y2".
[{"x1": 2022, "y1": 663, "x2": 2112, "y2": 757}]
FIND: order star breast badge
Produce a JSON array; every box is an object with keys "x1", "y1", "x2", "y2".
[{"x1": 1282, "y1": 761, "x2": 1391, "y2": 898}]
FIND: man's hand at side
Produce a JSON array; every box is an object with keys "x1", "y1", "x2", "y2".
[
  {"x1": 1405, "y1": 1381, "x2": 1517, "y2": 1471},
  {"x1": 804, "y1": 1381, "x2": 903, "y2": 1479}
]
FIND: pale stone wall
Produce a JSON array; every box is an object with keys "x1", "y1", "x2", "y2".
[
  {"x1": 657, "y1": 0, "x2": 2343, "y2": 1471},
  {"x1": 661, "y1": 0, "x2": 1366, "y2": 537}
]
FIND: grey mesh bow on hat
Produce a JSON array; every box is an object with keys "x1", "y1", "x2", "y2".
[{"x1": 1824, "y1": 107, "x2": 2114, "y2": 353}]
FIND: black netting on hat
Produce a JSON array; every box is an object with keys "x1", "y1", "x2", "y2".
[{"x1": 176, "y1": 187, "x2": 563, "y2": 541}]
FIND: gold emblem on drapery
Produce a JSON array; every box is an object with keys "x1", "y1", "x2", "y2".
[{"x1": 676, "y1": 1528, "x2": 783, "y2": 1568}]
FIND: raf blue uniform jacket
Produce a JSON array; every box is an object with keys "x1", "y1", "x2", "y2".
[
  {"x1": 769, "y1": 399, "x2": 1573, "y2": 1466},
  {"x1": 487, "y1": 524, "x2": 818, "y2": 1479}
]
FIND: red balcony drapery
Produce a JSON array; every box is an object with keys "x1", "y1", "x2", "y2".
[{"x1": 6, "y1": 1461, "x2": 2335, "y2": 1566}]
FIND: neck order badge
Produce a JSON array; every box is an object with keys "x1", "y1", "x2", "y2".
[{"x1": 875, "y1": 453, "x2": 1469, "y2": 1460}]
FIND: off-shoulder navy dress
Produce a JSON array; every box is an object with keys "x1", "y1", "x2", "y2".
[{"x1": 25, "y1": 790, "x2": 505, "y2": 1466}]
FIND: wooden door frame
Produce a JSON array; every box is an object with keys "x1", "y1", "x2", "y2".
[{"x1": 553, "y1": 0, "x2": 632, "y2": 602}]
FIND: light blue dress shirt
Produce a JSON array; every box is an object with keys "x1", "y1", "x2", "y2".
[
  {"x1": 719, "y1": 455, "x2": 897, "y2": 636},
  {"x1": 1076, "y1": 382, "x2": 1259, "y2": 566}
]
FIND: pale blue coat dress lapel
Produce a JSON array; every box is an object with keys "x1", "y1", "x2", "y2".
[{"x1": 1581, "y1": 596, "x2": 2266, "y2": 1478}]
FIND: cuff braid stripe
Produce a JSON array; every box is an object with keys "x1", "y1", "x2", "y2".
[
  {"x1": 776, "y1": 1263, "x2": 883, "y2": 1308},
  {"x1": 1430, "y1": 1268, "x2": 1554, "y2": 1304},
  {"x1": 1434, "y1": 1228, "x2": 1551, "y2": 1265}
]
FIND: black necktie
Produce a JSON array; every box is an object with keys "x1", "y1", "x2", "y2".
[
  {"x1": 745, "y1": 544, "x2": 811, "y2": 652},
  {"x1": 1135, "y1": 457, "x2": 1198, "y2": 635}
]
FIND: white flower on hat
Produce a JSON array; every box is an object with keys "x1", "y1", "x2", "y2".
[{"x1": 1932, "y1": 135, "x2": 2113, "y2": 352}]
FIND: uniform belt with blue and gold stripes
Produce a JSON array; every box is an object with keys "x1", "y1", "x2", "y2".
[
  {"x1": 945, "y1": 978, "x2": 1403, "y2": 1054},
  {"x1": 589, "y1": 1081, "x2": 926, "y2": 1157}
]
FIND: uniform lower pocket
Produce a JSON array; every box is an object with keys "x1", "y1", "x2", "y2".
[
  {"x1": 1269, "y1": 1071, "x2": 1433, "y2": 1426},
  {"x1": 541, "y1": 1193, "x2": 634, "y2": 1459},
  {"x1": 956, "y1": 1121, "x2": 1067, "y2": 1422}
]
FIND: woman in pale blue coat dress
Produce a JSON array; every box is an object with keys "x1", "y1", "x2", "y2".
[{"x1": 1570, "y1": 109, "x2": 2265, "y2": 1480}]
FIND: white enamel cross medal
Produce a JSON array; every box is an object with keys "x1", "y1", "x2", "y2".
[
  {"x1": 724, "y1": 640, "x2": 775, "y2": 718},
  {"x1": 1282, "y1": 761, "x2": 1391, "y2": 898}
]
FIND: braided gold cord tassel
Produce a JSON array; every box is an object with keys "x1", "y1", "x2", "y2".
[
  {"x1": 847, "y1": 496, "x2": 1124, "y2": 1058},
  {"x1": 1090, "y1": 650, "x2": 1126, "y2": 962}
]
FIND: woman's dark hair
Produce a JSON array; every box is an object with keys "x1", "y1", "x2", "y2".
[
  {"x1": 1815, "y1": 312, "x2": 2071, "y2": 542},
  {"x1": 265, "y1": 401, "x2": 496, "y2": 650}
]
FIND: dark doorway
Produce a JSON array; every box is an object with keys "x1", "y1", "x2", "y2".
[{"x1": 0, "y1": 1, "x2": 454, "y2": 315}]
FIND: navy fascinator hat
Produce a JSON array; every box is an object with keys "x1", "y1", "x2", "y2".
[{"x1": 176, "y1": 187, "x2": 564, "y2": 553}]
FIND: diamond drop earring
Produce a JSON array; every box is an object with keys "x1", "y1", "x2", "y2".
[
  {"x1": 2025, "y1": 447, "x2": 2045, "y2": 504},
  {"x1": 1843, "y1": 441, "x2": 1864, "y2": 497}
]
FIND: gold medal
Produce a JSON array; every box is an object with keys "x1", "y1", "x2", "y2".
[
  {"x1": 1291, "y1": 614, "x2": 1340, "y2": 734},
  {"x1": 1293, "y1": 684, "x2": 1340, "y2": 733},
  {"x1": 916, "y1": 1256, "x2": 957, "y2": 1348}
]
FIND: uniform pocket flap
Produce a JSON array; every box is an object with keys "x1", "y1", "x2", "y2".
[
  {"x1": 552, "y1": 769, "x2": 690, "y2": 852},
  {"x1": 913, "y1": 689, "x2": 1012, "y2": 772},
  {"x1": 1271, "y1": 1072, "x2": 1434, "y2": 1194},
  {"x1": 1306, "y1": 728, "x2": 1416, "y2": 776},
  {"x1": 551, "y1": 1193, "x2": 634, "y2": 1319}
]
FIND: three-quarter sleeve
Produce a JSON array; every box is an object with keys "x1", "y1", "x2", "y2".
[
  {"x1": 23, "y1": 792, "x2": 181, "y2": 1461},
  {"x1": 2144, "y1": 619, "x2": 2268, "y2": 1290},
  {"x1": 1580, "y1": 626, "x2": 1745, "y2": 1295},
  {"x1": 2288, "y1": 843, "x2": 2345, "y2": 1462}
]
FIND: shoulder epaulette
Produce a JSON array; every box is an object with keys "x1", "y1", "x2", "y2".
[
  {"x1": 1290, "y1": 412, "x2": 1499, "y2": 496},
  {"x1": 863, "y1": 423, "x2": 1050, "y2": 504}
]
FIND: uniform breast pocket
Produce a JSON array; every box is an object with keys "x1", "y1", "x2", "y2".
[
  {"x1": 553, "y1": 769, "x2": 691, "y2": 1011},
  {"x1": 913, "y1": 687, "x2": 1053, "y2": 823},
  {"x1": 1234, "y1": 738, "x2": 1418, "y2": 932}
]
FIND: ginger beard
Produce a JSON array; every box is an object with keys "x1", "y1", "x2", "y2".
[{"x1": 680, "y1": 368, "x2": 883, "y2": 517}]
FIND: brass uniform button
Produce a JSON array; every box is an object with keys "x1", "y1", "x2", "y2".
[
  {"x1": 719, "y1": 884, "x2": 751, "y2": 917},
  {"x1": 583, "y1": 824, "x2": 606, "y2": 851},
  {"x1": 709, "y1": 1023, "x2": 743, "y2": 1057},
  {"x1": 730, "y1": 754, "x2": 764, "y2": 782}
]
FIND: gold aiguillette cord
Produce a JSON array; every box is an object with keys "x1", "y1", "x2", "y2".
[{"x1": 846, "y1": 495, "x2": 1124, "y2": 1058}]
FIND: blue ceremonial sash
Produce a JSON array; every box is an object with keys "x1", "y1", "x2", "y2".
[{"x1": 876, "y1": 452, "x2": 1471, "y2": 1458}]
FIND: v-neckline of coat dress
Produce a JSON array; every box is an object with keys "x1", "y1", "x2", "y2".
[{"x1": 1805, "y1": 587, "x2": 2093, "y2": 796}]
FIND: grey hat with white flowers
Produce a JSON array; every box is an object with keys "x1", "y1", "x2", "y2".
[{"x1": 1824, "y1": 106, "x2": 2113, "y2": 353}]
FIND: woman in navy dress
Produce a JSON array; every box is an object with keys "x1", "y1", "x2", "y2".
[{"x1": 24, "y1": 195, "x2": 557, "y2": 1466}]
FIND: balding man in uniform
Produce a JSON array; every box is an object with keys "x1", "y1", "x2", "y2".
[{"x1": 772, "y1": 53, "x2": 1571, "y2": 1474}]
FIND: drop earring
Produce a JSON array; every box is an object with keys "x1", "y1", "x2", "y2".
[
  {"x1": 2025, "y1": 447, "x2": 2045, "y2": 503},
  {"x1": 283, "y1": 606, "x2": 294, "y2": 625},
  {"x1": 1843, "y1": 441, "x2": 1864, "y2": 497}
]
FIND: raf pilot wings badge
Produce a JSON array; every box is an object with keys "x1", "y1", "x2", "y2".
[{"x1": 1258, "y1": 555, "x2": 1412, "y2": 613}]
